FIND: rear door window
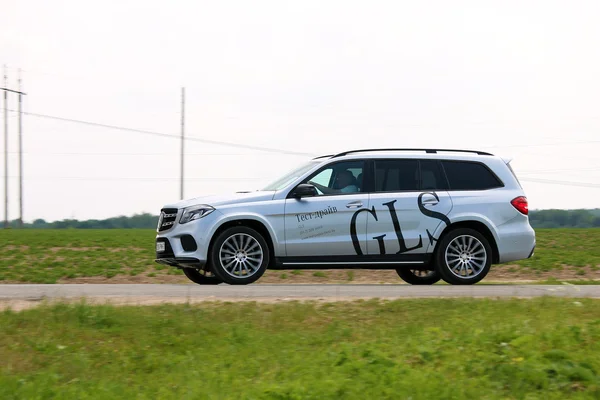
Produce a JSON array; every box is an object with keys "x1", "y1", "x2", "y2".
[
  {"x1": 441, "y1": 161, "x2": 503, "y2": 190},
  {"x1": 419, "y1": 160, "x2": 448, "y2": 190},
  {"x1": 374, "y1": 160, "x2": 420, "y2": 192}
]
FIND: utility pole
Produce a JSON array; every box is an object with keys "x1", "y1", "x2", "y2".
[
  {"x1": 1, "y1": 66, "x2": 27, "y2": 229},
  {"x1": 180, "y1": 87, "x2": 185, "y2": 200},
  {"x1": 18, "y1": 70, "x2": 23, "y2": 228},
  {"x1": 3, "y1": 66, "x2": 7, "y2": 229}
]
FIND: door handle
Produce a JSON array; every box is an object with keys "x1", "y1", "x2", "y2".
[
  {"x1": 421, "y1": 199, "x2": 439, "y2": 206},
  {"x1": 346, "y1": 201, "x2": 363, "y2": 209}
]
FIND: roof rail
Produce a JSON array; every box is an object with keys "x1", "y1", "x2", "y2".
[
  {"x1": 331, "y1": 148, "x2": 494, "y2": 158},
  {"x1": 312, "y1": 154, "x2": 334, "y2": 160}
]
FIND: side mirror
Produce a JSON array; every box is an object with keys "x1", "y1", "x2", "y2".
[{"x1": 292, "y1": 184, "x2": 318, "y2": 198}]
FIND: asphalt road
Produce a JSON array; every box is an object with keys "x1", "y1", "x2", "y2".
[{"x1": 1, "y1": 284, "x2": 599, "y2": 301}]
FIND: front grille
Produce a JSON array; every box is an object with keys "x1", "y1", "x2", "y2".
[{"x1": 157, "y1": 208, "x2": 178, "y2": 232}]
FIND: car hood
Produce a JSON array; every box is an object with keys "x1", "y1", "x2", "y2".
[{"x1": 164, "y1": 191, "x2": 276, "y2": 209}]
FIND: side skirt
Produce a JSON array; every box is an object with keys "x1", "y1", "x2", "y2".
[{"x1": 271, "y1": 254, "x2": 433, "y2": 270}]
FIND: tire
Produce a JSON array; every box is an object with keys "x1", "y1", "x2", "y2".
[
  {"x1": 209, "y1": 226, "x2": 270, "y2": 285},
  {"x1": 182, "y1": 267, "x2": 223, "y2": 285},
  {"x1": 396, "y1": 269, "x2": 440, "y2": 285},
  {"x1": 435, "y1": 228, "x2": 492, "y2": 285}
]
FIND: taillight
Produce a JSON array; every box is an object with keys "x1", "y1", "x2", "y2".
[{"x1": 511, "y1": 196, "x2": 528, "y2": 215}]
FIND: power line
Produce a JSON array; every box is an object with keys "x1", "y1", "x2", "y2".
[
  {"x1": 16, "y1": 110, "x2": 600, "y2": 155},
  {"x1": 7, "y1": 152, "x2": 293, "y2": 156},
  {"x1": 518, "y1": 167, "x2": 600, "y2": 174},
  {"x1": 480, "y1": 139, "x2": 600, "y2": 149},
  {"x1": 520, "y1": 178, "x2": 600, "y2": 189},
  {"x1": 5, "y1": 175, "x2": 598, "y2": 188},
  {"x1": 10, "y1": 110, "x2": 316, "y2": 157},
  {"x1": 7, "y1": 176, "x2": 264, "y2": 181}
]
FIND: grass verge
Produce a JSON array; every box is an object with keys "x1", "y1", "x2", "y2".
[
  {"x1": 0, "y1": 228, "x2": 598, "y2": 283},
  {"x1": 1, "y1": 298, "x2": 600, "y2": 399}
]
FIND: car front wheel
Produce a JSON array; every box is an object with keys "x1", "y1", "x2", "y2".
[
  {"x1": 209, "y1": 226, "x2": 270, "y2": 285},
  {"x1": 435, "y1": 228, "x2": 492, "y2": 285}
]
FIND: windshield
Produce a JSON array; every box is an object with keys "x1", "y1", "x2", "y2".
[{"x1": 262, "y1": 161, "x2": 320, "y2": 191}]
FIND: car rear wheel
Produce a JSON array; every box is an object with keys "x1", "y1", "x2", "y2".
[
  {"x1": 396, "y1": 269, "x2": 440, "y2": 285},
  {"x1": 209, "y1": 226, "x2": 270, "y2": 285},
  {"x1": 182, "y1": 267, "x2": 223, "y2": 285},
  {"x1": 435, "y1": 228, "x2": 492, "y2": 285}
]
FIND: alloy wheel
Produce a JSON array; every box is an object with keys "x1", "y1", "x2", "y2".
[
  {"x1": 444, "y1": 235, "x2": 487, "y2": 279},
  {"x1": 218, "y1": 233, "x2": 264, "y2": 279}
]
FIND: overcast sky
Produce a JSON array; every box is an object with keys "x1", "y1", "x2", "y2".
[{"x1": 1, "y1": 0, "x2": 599, "y2": 221}]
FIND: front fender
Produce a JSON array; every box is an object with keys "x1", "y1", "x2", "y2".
[{"x1": 208, "y1": 211, "x2": 283, "y2": 255}]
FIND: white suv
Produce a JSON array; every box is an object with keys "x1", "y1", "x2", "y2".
[{"x1": 155, "y1": 149, "x2": 535, "y2": 285}]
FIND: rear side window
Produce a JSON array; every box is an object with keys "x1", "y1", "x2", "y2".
[
  {"x1": 375, "y1": 159, "x2": 450, "y2": 192},
  {"x1": 441, "y1": 161, "x2": 503, "y2": 190},
  {"x1": 375, "y1": 160, "x2": 419, "y2": 191}
]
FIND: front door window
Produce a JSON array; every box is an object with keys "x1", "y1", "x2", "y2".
[{"x1": 305, "y1": 161, "x2": 364, "y2": 195}]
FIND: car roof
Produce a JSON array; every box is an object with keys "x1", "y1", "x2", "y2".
[{"x1": 314, "y1": 149, "x2": 499, "y2": 163}]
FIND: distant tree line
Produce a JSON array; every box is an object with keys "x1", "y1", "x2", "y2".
[
  {"x1": 528, "y1": 209, "x2": 600, "y2": 228},
  {"x1": 4, "y1": 209, "x2": 600, "y2": 229},
  {"x1": 6, "y1": 213, "x2": 159, "y2": 229}
]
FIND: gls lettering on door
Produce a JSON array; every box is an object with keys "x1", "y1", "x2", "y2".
[{"x1": 350, "y1": 192, "x2": 451, "y2": 256}]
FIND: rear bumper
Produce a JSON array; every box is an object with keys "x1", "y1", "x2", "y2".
[
  {"x1": 528, "y1": 243, "x2": 536, "y2": 258},
  {"x1": 496, "y1": 218, "x2": 536, "y2": 264}
]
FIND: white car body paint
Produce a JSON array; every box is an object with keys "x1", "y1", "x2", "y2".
[{"x1": 155, "y1": 150, "x2": 536, "y2": 282}]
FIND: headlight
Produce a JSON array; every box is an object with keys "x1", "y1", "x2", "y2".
[{"x1": 179, "y1": 205, "x2": 215, "y2": 224}]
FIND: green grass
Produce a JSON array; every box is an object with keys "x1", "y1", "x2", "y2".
[
  {"x1": 0, "y1": 229, "x2": 181, "y2": 283},
  {"x1": 313, "y1": 271, "x2": 327, "y2": 278},
  {"x1": 513, "y1": 229, "x2": 600, "y2": 272},
  {"x1": 0, "y1": 228, "x2": 598, "y2": 283},
  {"x1": 2, "y1": 299, "x2": 600, "y2": 399}
]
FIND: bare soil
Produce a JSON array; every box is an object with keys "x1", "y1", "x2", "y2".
[
  {"x1": 56, "y1": 274, "x2": 190, "y2": 284},
  {"x1": 49, "y1": 246, "x2": 145, "y2": 253},
  {"x1": 43, "y1": 265, "x2": 600, "y2": 285},
  {"x1": 0, "y1": 296, "x2": 384, "y2": 311}
]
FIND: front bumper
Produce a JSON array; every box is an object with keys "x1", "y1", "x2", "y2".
[
  {"x1": 154, "y1": 208, "x2": 221, "y2": 268},
  {"x1": 155, "y1": 237, "x2": 206, "y2": 268},
  {"x1": 155, "y1": 257, "x2": 205, "y2": 268}
]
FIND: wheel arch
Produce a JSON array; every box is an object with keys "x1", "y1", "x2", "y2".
[
  {"x1": 433, "y1": 220, "x2": 500, "y2": 264},
  {"x1": 208, "y1": 218, "x2": 276, "y2": 267}
]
